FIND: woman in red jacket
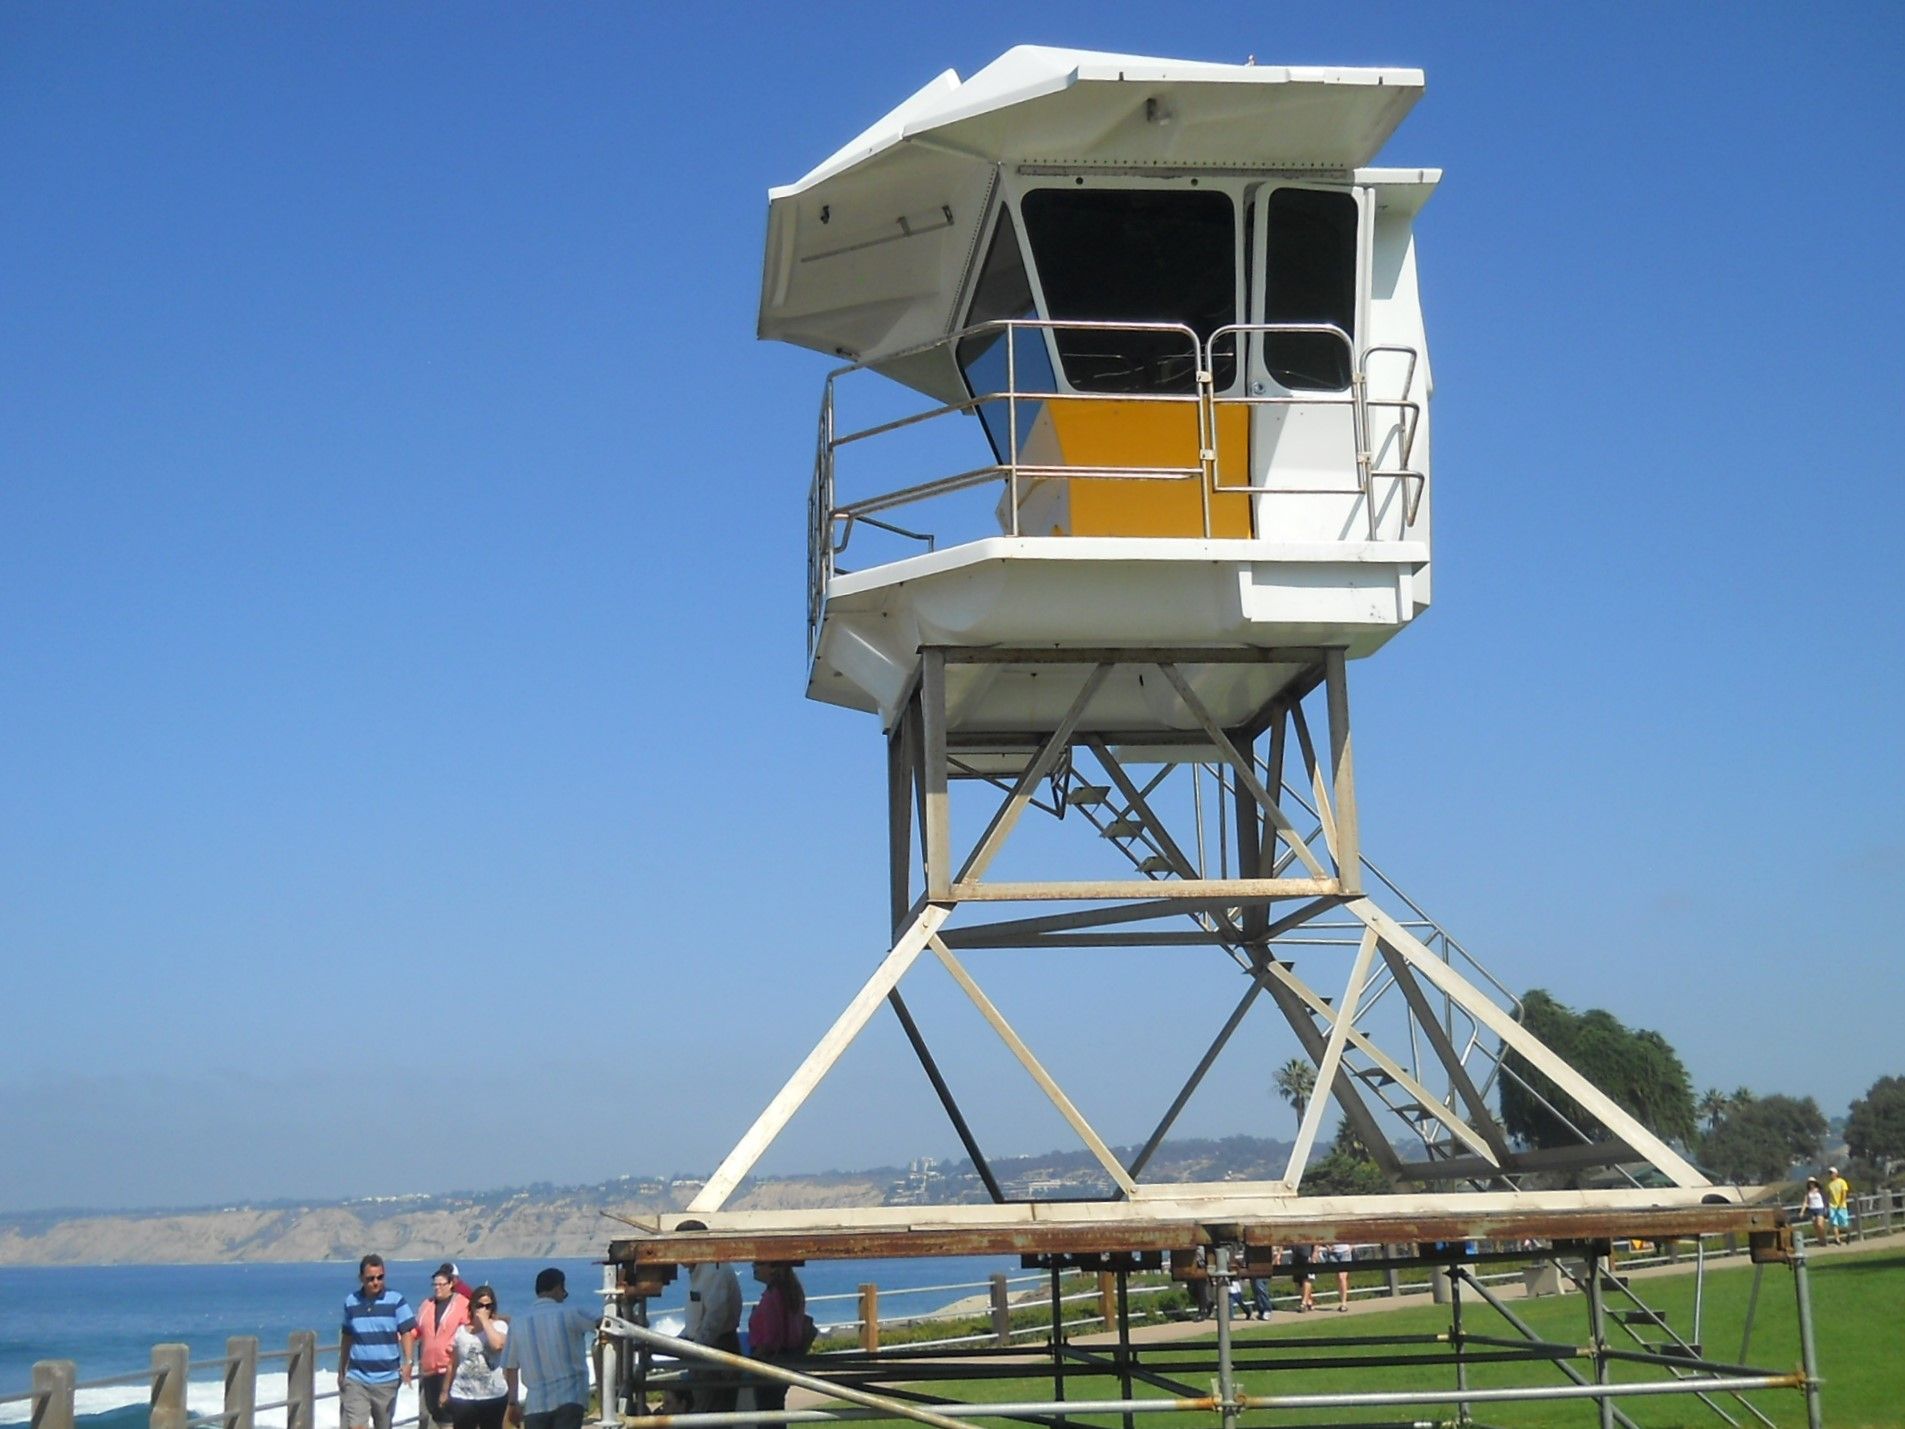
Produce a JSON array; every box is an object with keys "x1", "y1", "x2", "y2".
[{"x1": 416, "y1": 1264, "x2": 470, "y2": 1425}]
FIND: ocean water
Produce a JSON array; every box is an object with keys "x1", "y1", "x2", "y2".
[{"x1": 0, "y1": 1254, "x2": 1024, "y2": 1426}]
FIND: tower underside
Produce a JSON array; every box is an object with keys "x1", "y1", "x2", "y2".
[{"x1": 613, "y1": 644, "x2": 1753, "y2": 1271}]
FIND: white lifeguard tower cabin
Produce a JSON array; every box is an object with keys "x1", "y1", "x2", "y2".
[{"x1": 765, "y1": 46, "x2": 1436, "y2": 741}]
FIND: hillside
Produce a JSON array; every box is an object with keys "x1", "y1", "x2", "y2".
[{"x1": 0, "y1": 1136, "x2": 1293, "y2": 1266}]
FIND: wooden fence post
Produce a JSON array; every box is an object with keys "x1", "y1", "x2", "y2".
[
  {"x1": 151, "y1": 1344, "x2": 190, "y2": 1429},
  {"x1": 286, "y1": 1331, "x2": 316, "y2": 1429},
  {"x1": 857, "y1": 1284, "x2": 879, "y2": 1353},
  {"x1": 989, "y1": 1274, "x2": 1012, "y2": 1347},
  {"x1": 31, "y1": 1360, "x2": 75, "y2": 1429},
  {"x1": 225, "y1": 1337, "x2": 258, "y2": 1429}
]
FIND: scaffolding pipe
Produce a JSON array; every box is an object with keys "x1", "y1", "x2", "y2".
[
  {"x1": 1585, "y1": 1250, "x2": 1614, "y2": 1429},
  {"x1": 1449, "y1": 1268, "x2": 1641, "y2": 1429},
  {"x1": 617, "y1": 1375, "x2": 1806, "y2": 1426},
  {"x1": 1212, "y1": 1246, "x2": 1237, "y2": 1429},
  {"x1": 1446, "y1": 1266, "x2": 1468, "y2": 1426},
  {"x1": 1790, "y1": 1243, "x2": 1825, "y2": 1429},
  {"x1": 599, "y1": 1316, "x2": 972, "y2": 1429}
]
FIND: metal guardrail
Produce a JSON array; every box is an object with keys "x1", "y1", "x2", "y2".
[{"x1": 804, "y1": 318, "x2": 1425, "y2": 658}]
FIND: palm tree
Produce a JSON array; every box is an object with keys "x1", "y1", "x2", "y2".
[
  {"x1": 1275, "y1": 1058, "x2": 1317, "y2": 1131},
  {"x1": 1699, "y1": 1088, "x2": 1729, "y2": 1133}
]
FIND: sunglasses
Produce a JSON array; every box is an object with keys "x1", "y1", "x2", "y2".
[{"x1": 474, "y1": 1302, "x2": 496, "y2": 1310}]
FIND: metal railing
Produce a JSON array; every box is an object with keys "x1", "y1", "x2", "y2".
[{"x1": 806, "y1": 319, "x2": 1425, "y2": 657}]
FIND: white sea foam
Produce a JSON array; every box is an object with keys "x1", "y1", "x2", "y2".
[
  {"x1": 0, "y1": 1373, "x2": 414, "y2": 1429},
  {"x1": 1, "y1": 1319, "x2": 687, "y2": 1428}
]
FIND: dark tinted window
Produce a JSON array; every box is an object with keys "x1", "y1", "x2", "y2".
[
  {"x1": 957, "y1": 210, "x2": 1055, "y2": 460},
  {"x1": 1020, "y1": 188, "x2": 1235, "y2": 393},
  {"x1": 1262, "y1": 188, "x2": 1358, "y2": 391}
]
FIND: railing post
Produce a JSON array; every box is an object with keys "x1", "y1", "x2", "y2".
[
  {"x1": 989, "y1": 1273, "x2": 1012, "y2": 1347},
  {"x1": 1096, "y1": 1273, "x2": 1117, "y2": 1330},
  {"x1": 225, "y1": 1337, "x2": 259, "y2": 1429},
  {"x1": 857, "y1": 1284, "x2": 879, "y2": 1353},
  {"x1": 31, "y1": 1360, "x2": 75, "y2": 1429},
  {"x1": 152, "y1": 1344, "x2": 191, "y2": 1429},
  {"x1": 286, "y1": 1331, "x2": 316, "y2": 1429},
  {"x1": 1385, "y1": 1244, "x2": 1402, "y2": 1299},
  {"x1": 1006, "y1": 321, "x2": 1019, "y2": 536}
]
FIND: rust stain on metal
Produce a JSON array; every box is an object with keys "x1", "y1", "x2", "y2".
[{"x1": 610, "y1": 1205, "x2": 1781, "y2": 1267}]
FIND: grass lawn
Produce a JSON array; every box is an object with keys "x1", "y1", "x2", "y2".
[{"x1": 859, "y1": 1245, "x2": 1903, "y2": 1427}]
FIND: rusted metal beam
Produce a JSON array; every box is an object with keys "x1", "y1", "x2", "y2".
[{"x1": 609, "y1": 1204, "x2": 1782, "y2": 1267}]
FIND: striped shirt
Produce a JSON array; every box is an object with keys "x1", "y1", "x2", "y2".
[
  {"x1": 342, "y1": 1289, "x2": 419, "y2": 1384},
  {"x1": 502, "y1": 1295, "x2": 597, "y2": 1413}
]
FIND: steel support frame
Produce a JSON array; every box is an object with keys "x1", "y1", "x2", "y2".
[
  {"x1": 687, "y1": 645, "x2": 1711, "y2": 1225},
  {"x1": 598, "y1": 639, "x2": 1828, "y2": 1429}
]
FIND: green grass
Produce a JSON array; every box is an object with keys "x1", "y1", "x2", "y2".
[{"x1": 842, "y1": 1247, "x2": 1905, "y2": 1427}]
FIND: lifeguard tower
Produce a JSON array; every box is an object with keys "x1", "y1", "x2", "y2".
[{"x1": 602, "y1": 48, "x2": 1819, "y2": 1429}]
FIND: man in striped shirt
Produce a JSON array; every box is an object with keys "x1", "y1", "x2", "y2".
[
  {"x1": 339, "y1": 1253, "x2": 419, "y2": 1429},
  {"x1": 504, "y1": 1267, "x2": 600, "y2": 1429}
]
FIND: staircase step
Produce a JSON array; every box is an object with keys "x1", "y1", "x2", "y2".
[
  {"x1": 1103, "y1": 818, "x2": 1145, "y2": 838},
  {"x1": 1137, "y1": 855, "x2": 1177, "y2": 875},
  {"x1": 1617, "y1": 1309, "x2": 1666, "y2": 1326},
  {"x1": 1068, "y1": 784, "x2": 1111, "y2": 807}
]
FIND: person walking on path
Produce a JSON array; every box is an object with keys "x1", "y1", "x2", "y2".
[
  {"x1": 1289, "y1": 1245, "x2": 1316, "y2": 1312},
  {"x1": 446, "y1": 1284, "x2": 511, "y2": 1429},
  {"x1": 339, "y1": 1254, "x2": 418, "y2": 1429},
  {"x1": 503, "y1": 1268, "x2": 599, "y2": 1429},
  {"x1": 677, "y1": 1223, "x2": 743, "y2": 1416},
  {"x1": 418, "y1": 1264, "x2": 470, "y2": 1426},
  {"x1": 1825, "y1": 1167, "x2": 1852, "y2": 1246},
  {"x1": 1319, "y1": 1243, "x2": 1354, "y2": 1312},
  {"x1": 1241, "y1": 1268, "x2": 1273, "y2": 1320},
  {"x1": 746, "y1": 1264, "x2": 815, "y2": 1429},
  {"x1": 1803, "y1": 1178, "x2": 1830, "y2": 1245}
]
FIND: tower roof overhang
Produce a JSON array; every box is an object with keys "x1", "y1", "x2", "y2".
[{"x1": 758, "y1": 46, "x2": 1425, "y2": 401}]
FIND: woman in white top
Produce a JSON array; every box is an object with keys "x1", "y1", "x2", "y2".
[
  {"x1": 1803, "y1": 1178, "x2": 1830, "y2": 1245},
  {"x1": 445, "y1": 1284, "x2": 510, "y2": 1429}
]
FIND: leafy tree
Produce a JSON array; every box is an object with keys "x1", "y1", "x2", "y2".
[
  {"x1": 1845, "y1": 1076, "x2": 1905, "y2": 1172},
  {"x1": 1302, "y1": 1117, "x2": 1390, "y2": 1197},
  {"x1": 1274, "y1": 1058, "x2": 1316, "y2": 1132},
  {"x1": 1498, "y1": 990, "x2": 1696, "y2": 1150},
  {"x1": 1700, "y1": 1094, "x2": 1827, "y2": 1183}
]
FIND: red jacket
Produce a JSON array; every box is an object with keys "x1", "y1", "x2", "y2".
[{"x1": 417, "y1": 1293, "x2": 470, "y2": 1376}]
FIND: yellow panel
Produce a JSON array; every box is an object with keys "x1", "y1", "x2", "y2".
[{"x1": 1040, "y1": 400, "x2": 1253, "y2": 538}]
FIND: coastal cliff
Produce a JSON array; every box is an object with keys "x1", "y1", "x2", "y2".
[{"x1": 0, "y1": 1137, "x2": 1290, "y2": 1265}]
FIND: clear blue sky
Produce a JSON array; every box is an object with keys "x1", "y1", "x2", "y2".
[{"x1": 2, "y1": 3, "x2": 1898, "y2": 1214}]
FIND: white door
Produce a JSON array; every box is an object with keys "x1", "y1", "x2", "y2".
[{"x1": 1242, "y1": 183, "x2": 1378, "y2": 542}]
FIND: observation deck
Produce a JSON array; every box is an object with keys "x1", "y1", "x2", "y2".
[{"x1": 768, "y1": 49, "x2": 1439, "y2": 737}]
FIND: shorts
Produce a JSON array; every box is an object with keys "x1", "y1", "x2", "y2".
[
  {"x1": 448, "y1": 1397, "x2": 508, "y2": 1429},
  {"x1": 523, "y1": 1405, "x2": 585, "y2": 1429},
  {"x1": 341, "y1": 1379, "x2": 399, "y2": 1429},
  {"x1": 1828, "y1": 1207, "x2": 1850, "y2": 1229}
]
